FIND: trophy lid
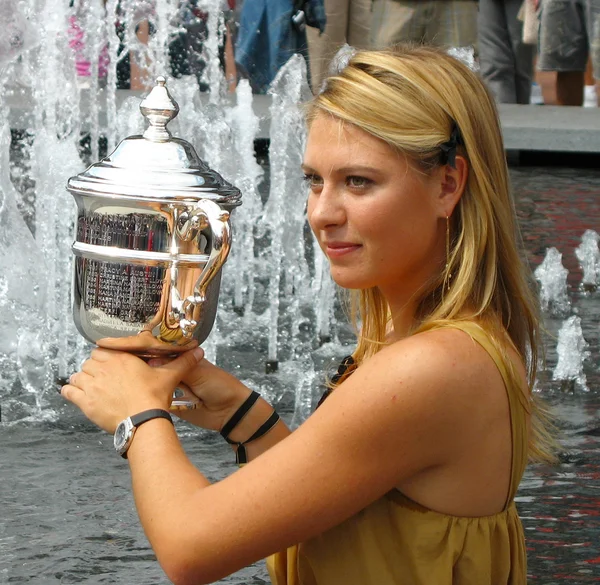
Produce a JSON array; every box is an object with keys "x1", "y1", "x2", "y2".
[{"x1": 67, "y1": 77, "x2": 242, "y2": 208}]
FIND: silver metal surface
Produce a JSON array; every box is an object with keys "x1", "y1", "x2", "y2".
[{"x1": 67, "y1": 77, "x2": 241, "y2": 361}]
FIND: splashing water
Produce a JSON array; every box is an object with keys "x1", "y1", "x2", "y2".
[
  {"x1": 226, "y1": 79, "x2": 264, "y2": 316},
  {"x1": 534, "y1": 247, "x2": 571, "y2": 316},
  {"x1": 1, "y1": 1, "x2": 337, "y2": 422},
  {"x1": 261, "y1": 54, "x2": 313, "y2": 366},
  {"x1": 575, "y1": 229, "x2": 600, "y2": 292},
  {"x1": 0, "y1": 0, "x2": 40, "y2": 73},
  {"x1": 553, "y1": 315, "x2": 591, "y2": 392},
  {"x1": 447, "y1": 46, "x2": 479, "y2": 71}
]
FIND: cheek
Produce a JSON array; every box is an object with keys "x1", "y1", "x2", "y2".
[
  {"x1": 306, "y1": 194, "x2": 318, "y2": 235},
  {"x1": 359, "y1": 207, "x2": 400, "y2": 243},
  {"x1": 364, "y1": 201, "x2": 435, "y2": 255}
]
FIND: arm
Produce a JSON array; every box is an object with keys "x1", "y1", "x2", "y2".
[
  {"x1": 218, "y1": 394, "x2": 291, "y2": 462},
  {"x1": 162, "y1": 354, "x2": 292, "y2": 462},
  {"x1": 62, "y1": 331, "x2": 490, "y2": 585}
]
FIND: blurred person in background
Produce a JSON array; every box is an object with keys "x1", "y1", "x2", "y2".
[
  {"x1": 68, "y1": 0, "x2": 110, "y2": 87},
  {"x1": 235, "y1": 0, "x2": 326, "y2": 93},
  {"x1": 306, "y1": 0, "x2": 372, "y2": 92},
  {"x1": 478, "y1": 0, "x2": 536, "y2": 104},
  {"x1": 537, "y1": 0, "x2": 600, "y2": 105},
  {"x1": 168, "y1": 0, "x2": 239, "y2": 92},
  {"x1": 118, "y1": 1, "x2": 237, "y2": 92},
  {"x1": 370, "y1": 0, "x2": 478, "y2": 52}
]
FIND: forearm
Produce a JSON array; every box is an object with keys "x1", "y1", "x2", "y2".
[
  {"x1": 126, "y1": 419, "x2": 211, "y2": 563},
  {"x1": 225, "y1": 396, "x2": 291, "y2": 462},
  {"x1": 125, "y1": 410, "x2": 290, "y2": 583}
]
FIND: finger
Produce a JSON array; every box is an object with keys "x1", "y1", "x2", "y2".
[
  {"x1": 160, "y1": 347, "x2": 204, "y2": 381},
  {"x1": 69, "y1": 370, "x2": 94, "y2": 389},
  {"x1": 61, "y1": 383, "x2": 88, "y2": 409},
  {"x1": 81, "y1": 359, "x2": 100, "y2": 375}
]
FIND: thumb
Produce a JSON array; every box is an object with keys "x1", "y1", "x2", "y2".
[{"x1": 159, "y1": 347, "x2": 205, "y2": 380}]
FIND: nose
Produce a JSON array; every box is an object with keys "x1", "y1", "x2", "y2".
[{"x1": 308, "y1": 182, "x2": 346, "y2": 232}]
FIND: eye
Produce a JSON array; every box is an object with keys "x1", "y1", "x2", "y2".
[
  {"x1": 346, "y1": 176, "x2": 373, "y2": 189},
  {"x1": 303, "y1": 173, "x2": 323, "y2": 189}
]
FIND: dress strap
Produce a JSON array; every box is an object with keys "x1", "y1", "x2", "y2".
[{"x1": 436, "y1": 322, "x2": 529, "y2": 509}]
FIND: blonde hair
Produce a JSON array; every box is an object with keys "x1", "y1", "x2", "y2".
[{"x1": 308, "y1": 45, "x2": 556, "y2": 463}]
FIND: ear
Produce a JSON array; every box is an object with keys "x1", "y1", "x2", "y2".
[{"x1": 438, "y1": 155, "x2": 468, "y2": 217}]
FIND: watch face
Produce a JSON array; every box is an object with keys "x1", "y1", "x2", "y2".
[{"x1": 114, "y1": 421, "x2": 128, "y2": 451}]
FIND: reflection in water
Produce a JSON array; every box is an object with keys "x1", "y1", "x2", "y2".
[{"x1": 518, "y1": 394, "x2": 600, "y2": 584}]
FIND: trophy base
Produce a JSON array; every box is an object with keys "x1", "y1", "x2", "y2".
[{"x1": 170, "y1": 383, "x2": 200, "y2": 411}]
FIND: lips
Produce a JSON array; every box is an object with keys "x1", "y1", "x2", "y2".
[{"x1": 324, "y1": 242, "x2": 362, "y2": 258}]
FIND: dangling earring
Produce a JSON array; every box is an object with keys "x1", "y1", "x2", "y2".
[{"x1": 445, "y1": 215, "x2": 452, "y2": 289}]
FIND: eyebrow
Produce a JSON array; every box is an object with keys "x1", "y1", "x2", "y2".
[{"x1": 301, "y1": 164, "x2": 384, "y2": 176}]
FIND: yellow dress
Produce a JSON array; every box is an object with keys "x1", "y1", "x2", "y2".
[{"x1": 267, "y1": 322, "x2": 530, "y2": 585}]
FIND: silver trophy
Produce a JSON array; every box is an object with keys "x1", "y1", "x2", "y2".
[{"x1": 67, "y1": 77, "x2": 241, "y2": 409}]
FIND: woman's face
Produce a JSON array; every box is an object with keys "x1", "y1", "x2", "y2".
[{"x1": 304, "y1": 114, "x2": 447, "y2": 300}]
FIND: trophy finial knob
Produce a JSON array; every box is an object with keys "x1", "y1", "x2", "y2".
[{"x1": 140, "y1": 76, "x2": 180, "y2": 142}]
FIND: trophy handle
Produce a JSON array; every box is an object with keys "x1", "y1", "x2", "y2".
[{"x1": 168, "y1": 199, "x2": 231, "y2": 338}]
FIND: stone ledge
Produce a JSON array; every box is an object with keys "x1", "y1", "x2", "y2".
[
  {"x1": 6, "y1": 89, "x2": 600, "y2": 153},
  {"x1": 498, "y1": 104, "x2": 600, "y2": 153}
]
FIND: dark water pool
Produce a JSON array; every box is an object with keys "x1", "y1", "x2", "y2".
[
  {"x1": 511, "y1": 166, "x2": 600, "y2": 584},
  {"x1": 1, "y1": 165, "x2": 599, "y2": 584}
]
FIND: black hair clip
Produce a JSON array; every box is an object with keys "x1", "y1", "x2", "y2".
[{"x1": 439, "y1": 123, "x2": 463, "y2": 169}]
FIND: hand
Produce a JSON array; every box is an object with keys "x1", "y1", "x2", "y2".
[
  {"x1": 61, "y1": 347, "x2": 204, "y2": 433},
  {"x1": 148, "y1": 354, "x2": 254, "y2": 433}
]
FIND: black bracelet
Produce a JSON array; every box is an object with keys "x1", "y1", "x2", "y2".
[
  {"x1": 220, "y1": 390, "x2": 261, "y2": 440},
  {"x1": 224, "y1": 410, "x2": 281, "y2": 465}
]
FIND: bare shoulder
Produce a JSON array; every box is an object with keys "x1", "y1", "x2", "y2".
[
  {"x1": 351, "y1": 325, "x2": 510, "y2": 408},
  {"x1": 330, "y1": 323, "x2": 525, "y2": 457},
  {"x1": 308, "y1": 325, "x2": 512, "y2": 470}
]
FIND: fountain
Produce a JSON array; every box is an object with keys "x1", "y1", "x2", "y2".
[
  {"x1": 1, "y1": 3, "x2": 599, "y2": 583},
  {"x1": 553, "y1": 315, "x2": 591, "y2": 392},
  {"x1": 1, "y1": 0, "x2": 342, "y2": 422},
  {"x1": 533, "y1": 243, "x2": 596, "y2": 393},
  {"x1": 575, "y1": 229, "x2": 600, "y2": 292},
  {"x1": 534, "y1": 246, "x2": 571, "y2": 316}
]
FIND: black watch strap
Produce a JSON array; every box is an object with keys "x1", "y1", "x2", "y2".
[
  {"x1": 119, "y1": 409, "x2": 174, "y2": 459},
  {"x1": 130, "y1": 409, "x2": 173, "y2": 428}
]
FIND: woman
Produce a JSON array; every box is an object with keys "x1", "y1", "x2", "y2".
[{"x1": 62, "y1": 46, "x2": 555, "y2": 585}]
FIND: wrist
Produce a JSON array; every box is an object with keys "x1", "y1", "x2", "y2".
[
  {"x1": 224, "y1": 396, "x2": 276, "y2": 444},
  {"x1": 124, "y1": 398, "x2": 170, "y2": 421},
  {"x1": 114, "y1": 409, "x2": 174, "y2": 458}
]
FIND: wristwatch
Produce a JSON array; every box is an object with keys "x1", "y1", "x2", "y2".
[{"x1": 114, "y1": 409, "x2": 173, "y2": 459}]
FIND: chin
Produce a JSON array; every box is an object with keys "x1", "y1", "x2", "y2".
[{"x1": 329, "y1": 268, "x2": 374, "y2": 290}]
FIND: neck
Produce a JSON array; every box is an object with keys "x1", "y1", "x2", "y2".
[
  {"x1": 381, "y1": 271, "x2": 441, "y2": 340},
  {"x1": 384, "y1": 291, "x2": 421, "y2": 342}
]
